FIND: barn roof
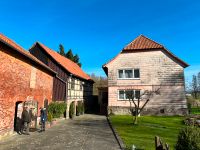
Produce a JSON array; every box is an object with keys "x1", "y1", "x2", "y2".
[
  {"x1": 0, "y1": 33, "x2": 56, "y2": 75},
  {"x1": 103, "y1": 35, "x2": 189, "y2": 75},
  {"x1": 33, "y1": 42, "x2": 92, "y2": 81}
]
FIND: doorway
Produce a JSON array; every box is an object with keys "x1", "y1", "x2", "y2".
[
  {"x1": 24, "y1": 100, "x2": 38, "y2": 131},
  {"x1": 14, "y1": 101, "x2": 23, "y2": 132}
]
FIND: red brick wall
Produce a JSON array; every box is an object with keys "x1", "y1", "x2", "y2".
[{"x1": 0, "y1": 44, "x2": 53, "y2": 136}]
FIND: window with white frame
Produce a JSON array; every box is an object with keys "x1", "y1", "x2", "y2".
[
  {"x1": 118, "y1": 69, "x2": 140, "y2": 79},
  {"x1": 118, "y1": 90, "x2": 140, "y2": 100}
]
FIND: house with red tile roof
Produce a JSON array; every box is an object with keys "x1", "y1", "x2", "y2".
[
  {"x1": 103, "y1": 35, "x2": 189, "y2": 115},
  {"x1": 0, "y1": 33, "x2": 55, "y2": 138},
  {"x1": 29, "y1": 42, "x2": 94, "y2": 118}
]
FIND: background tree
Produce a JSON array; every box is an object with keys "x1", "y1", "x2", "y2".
[
  {"x1": 65, "y1": 49, "x2": 74, "y2": 61},
  {"x1": 73, "y1": 54, "x2": 82, "y2": 67},
  {"x1": 192, "y1": 75, "x2": 198, "y2": 99},
  {"x1": 90, "y1": 73, "x2": 107, "y2": 95},
  {"x1": 198, "y1": 72, "x2": 200, "y2": 97},
  {"x1": 57, "y1": 44, "x2": 82, "y2": 67},
  {"x1": 58, "y1": 44, "x2": 65, "y2": 56},
  {"x1": 126, "y1": 87, "x2": 160, "y2": 125}
]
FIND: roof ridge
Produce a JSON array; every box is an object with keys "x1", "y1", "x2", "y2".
[
  {"x1": 36, "y1": 42, "x2": 91, "y2": 80},
  {"x1": 37, "y1": 42, "x2": 79, "y2": 67},
  {"x1": 123, "y1": 34, "x2": 164, "y2": 50},
  {"x1": 0, "y1": 33, "x2": 56, "y2": 74},
  {"x1": 0, "y1": 33, "x2": 26, "y2": 51},
  {"x1": 103, "y1": 35, "x2": 189, "y2": 71},
  {"x1": 140, "y1": 35, "x2": 164, "y2": 47}
]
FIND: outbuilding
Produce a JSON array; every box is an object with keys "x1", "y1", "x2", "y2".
[{"x1": 0, "y1": 34, "x2": 55, "y2": 139}]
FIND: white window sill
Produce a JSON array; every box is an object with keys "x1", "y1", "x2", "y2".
[
  {"x1": 117, "y1": 78, "x2": 140, "y2": 80},
  {"x1": 118, "y1": 99, "x2": 138, "y2": 101}
]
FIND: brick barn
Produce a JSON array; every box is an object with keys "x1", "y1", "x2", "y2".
[
  {"x1": 0, "y1": 34, "x2": 55, "y2": 138},
  {"x1": 103, "y1": 35, "x2": 189, "y2": 115},
  {"x1": 29, "y1": 42, "x2": 94, "y2": 118}
]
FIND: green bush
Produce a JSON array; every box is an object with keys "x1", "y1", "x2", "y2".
[
  {"x1": 47, "y1": 112, "x2": 53, "y2": 122},
  {"x1": 69, "y1": 101, "x2": 75, "y2": 119},
  {"x1": 76, "y1": 101, "x2": 84, "y2": 115},
  {"x1": 175, "y1": 126, "x2": 200, "y2": 150},
  {"x1": 81, "y1": 102, "x2": 84, "y2": 114},
  {"x1": 48, "y1": 102, "x2": 67, "y2": 118}
]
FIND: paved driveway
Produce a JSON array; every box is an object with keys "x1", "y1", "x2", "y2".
[{"x1": 0, "y1": 114, "x2": 120, "y2": 150}]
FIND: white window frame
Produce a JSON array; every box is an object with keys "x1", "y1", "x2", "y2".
[
  {"x1": 117, "y1": 68, "x2": 140, "y2": 79},
  {"x1": 118, "y1": 89, "x2": 140, "y2": 100}
]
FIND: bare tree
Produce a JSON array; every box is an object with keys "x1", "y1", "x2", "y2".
[
  {"x1": 192, "y1": 75, "x2": 198, "y2": 99},
  {"x1": 198, "y1": 72, "x2": 200, "y2": 97},
  {"x1": 90, "y1": 73, "x2": 107, "y2": 95},
  {"x1": 126, "y1": 87, "x2": 160, "y2": 125}
]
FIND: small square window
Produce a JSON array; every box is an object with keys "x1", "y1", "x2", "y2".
[
  {"x1": 134, "y1": 69, "x2": 140, "y2": 78},
  {"x1": 118, "y1": 70, "x2": 124, "y2": 78},
  {"x1": 119, "y1": 90, "x2": 125, "y2": 99},
  {"x1": 125, "y1": 70, "x2": 133, "y2": 78},
  {"x1": 125, "y1": 90, "x2": 134, "y2": 99},
  {"x1": 135, "y1": 90, "x2": 140, "y2": 99}
]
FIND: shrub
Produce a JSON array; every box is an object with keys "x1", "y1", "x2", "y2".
[
  {"x1": 69, "y1": 101, "x2": 75, "y2": 119},
  {"x1": 76, "y1": 101, "x2": 84, "y2": 115},
  {"x1": 76, "y1": 101, "x2": 81, "y2": 116},
  {"x1": 81, "y1": 102, "x2": 85, "y2": 114},
  {"x1": 48, "y1": 102, "x2": 67, "y2": 118},
  {"x1": 47, "y1": 112, "x2": 53, "y2": 122},
  {"x1": 175, "y1": 126, "x2": 200, "y2": 150}
]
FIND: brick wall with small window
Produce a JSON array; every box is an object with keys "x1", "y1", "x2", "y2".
[
  {"x1": 118, "y1": 69, "x2": 140, "y2": 79},
  {"x1": 118, "y1": 89, "x2": 140, "y2": 100}
]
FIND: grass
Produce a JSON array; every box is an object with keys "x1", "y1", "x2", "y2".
[
  {"x1": 110, "y1": 115, "x2": 185, "y2": 150},
  {"x1": 191, "y1": 107, "x2": 200, "y2": 114}
]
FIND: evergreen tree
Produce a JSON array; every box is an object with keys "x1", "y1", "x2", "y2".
[
  {"x1": 57, "y1": 44, "x2": 82, "y2": 67},
  {"x1": 58, "y1": 44, "x2": 65, "y2": 56},
  {"x1": 73, "y1": 54, "x2": 82, "y2": 67},
  {"x1": 65, "y1": 49, "x2": 74, "y2": 61}
]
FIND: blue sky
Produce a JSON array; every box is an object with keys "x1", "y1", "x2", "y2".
[{"x1": 0, "y1": 0, "x2": 200, "y2": 82}]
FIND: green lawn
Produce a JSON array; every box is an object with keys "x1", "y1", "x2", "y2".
[
  {"x1": 191, "y1": 107, "x2": 200, "y2": 114},
  {"x1": 110, "y1": 115, "x2": 185, "y2": 150}
]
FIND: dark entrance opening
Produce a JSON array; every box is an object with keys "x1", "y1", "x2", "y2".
[
  {"x1": 98, "y1": 87, "x2": 108, "y2": 115},
  {"x1": 14, "y1": 101, "x2": 23, "y2": 133}
]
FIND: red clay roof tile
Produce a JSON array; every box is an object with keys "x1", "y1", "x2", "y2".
[
  {"x1": 103, "y1": 35, "x2": 189, "y2": 70},
  {"x1": 123, "y1": 35, "x2": 164, "y2": 50},
  {"x1": 0, "y1": 33, "x2": 55, "y2": 74},
  {"x1": 36, "y1": 42, "x2": 91, "y2": 81}
]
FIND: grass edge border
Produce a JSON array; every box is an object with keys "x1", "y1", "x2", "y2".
[{"x1": 107, "y1": 116, "x2": 126, "y2": 150}]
